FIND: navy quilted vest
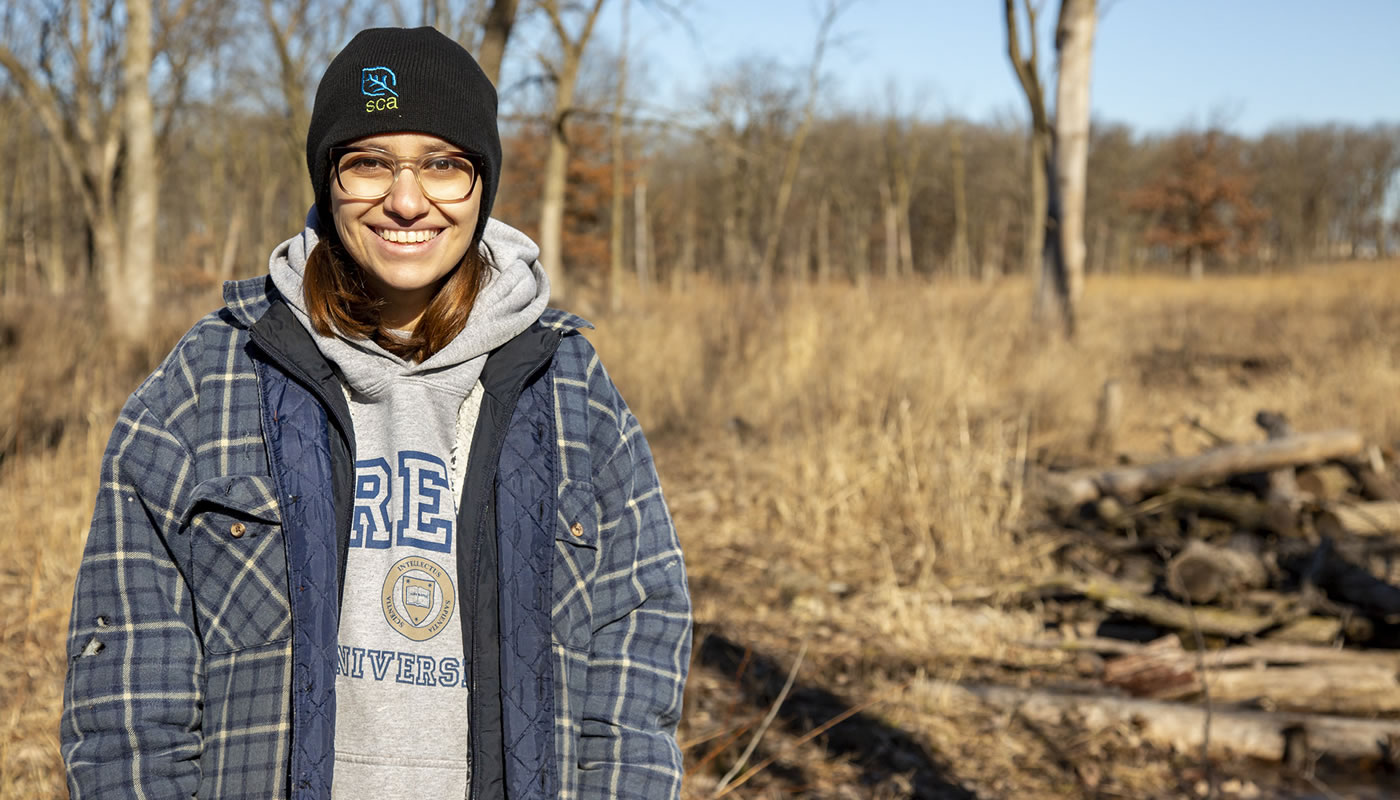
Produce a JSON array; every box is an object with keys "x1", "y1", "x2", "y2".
[
  {"x1": 495, "y1": 364, "x2": 559, "y2": 799},
  {"x1": 254, "y1": 305, "x2": 563, "y2": 800},
  {"x1": 256, "y1": 359, "x2": 341, "y2": 799}
]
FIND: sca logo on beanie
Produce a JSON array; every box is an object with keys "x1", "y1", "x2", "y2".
[{"x1": 361, "y1": 66, "x2": 399, "y2": 113}]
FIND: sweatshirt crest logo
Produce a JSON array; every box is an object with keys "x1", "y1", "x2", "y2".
[
  {"x1": 362, "y1": 66, "x2": 399, "y2": 113},
  {"x1": 382, "y1": 556, "x2": 455, "y2": 641}
]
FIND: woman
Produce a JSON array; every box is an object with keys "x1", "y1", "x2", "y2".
[{"x1": 62, "y1": 27, "x2": 690, "y2": 800}]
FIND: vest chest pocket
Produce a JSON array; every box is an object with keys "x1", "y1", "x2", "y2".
[
  {"x1": 552, "y1": 480, "x2": 599, "y2": 653},
  {"x1": 183, "y1": 474, "x2": 291, "y2": 654}
]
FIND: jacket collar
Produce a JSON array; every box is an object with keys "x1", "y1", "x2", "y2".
[
  {"x1": 223, "y1": 275, "x2": 277, "y2": 328},
  {"x1": 222, "y1": 275, "x2": 594, "y2": 334}
]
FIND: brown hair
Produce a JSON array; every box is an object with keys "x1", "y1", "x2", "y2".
[{"x1": 302, "y1": 238, "x2": 489, "y2": 363}]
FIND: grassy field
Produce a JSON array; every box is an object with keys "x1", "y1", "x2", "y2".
[{"x1": 3, "y1": 262, "x2": 1399, "y2": 798}]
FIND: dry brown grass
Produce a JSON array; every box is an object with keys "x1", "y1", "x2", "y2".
[{"x1": 4, "y1": 264, "x2": 1400, "y2": 798}]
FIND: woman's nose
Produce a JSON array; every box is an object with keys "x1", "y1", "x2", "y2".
[{"x1": 382, "y1": 166, "x2": 429, "y2": 219}]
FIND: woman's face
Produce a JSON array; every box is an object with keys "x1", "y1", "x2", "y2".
[{"x1": 330, "y1": 132, "x2": 481, "y2": 331}]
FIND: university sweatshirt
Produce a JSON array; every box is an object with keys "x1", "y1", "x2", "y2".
[{"x1": 269, "y1": 216, "x2": 550, "y2": 799}]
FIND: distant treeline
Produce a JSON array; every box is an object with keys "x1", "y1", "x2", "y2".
[
  {"x1": 1, "y1": 0, "x2": 1396, "y2": 297},
  {"x1": 493, "y1": 108, "x2": 1400, "y2": 289}
]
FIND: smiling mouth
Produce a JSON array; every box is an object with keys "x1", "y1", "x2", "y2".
[{"x1": 374, "y1": 227, "x2": 441, "y2": 244}]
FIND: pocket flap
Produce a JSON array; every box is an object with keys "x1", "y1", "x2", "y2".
[
  {"x1": 556, "y1": 480, "x2": 598, "y2": 548},
  {"x1": 183, "y1": 475, "x2": 282, "y2": 525}
]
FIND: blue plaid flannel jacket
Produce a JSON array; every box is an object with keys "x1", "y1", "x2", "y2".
[{"x1": 62, "y1": 275, "x2": 691, "y2": 799}]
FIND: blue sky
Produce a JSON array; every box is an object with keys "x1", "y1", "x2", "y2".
[{"x1": 588, "y1": 0, "x2": 1400, "y2": 134}]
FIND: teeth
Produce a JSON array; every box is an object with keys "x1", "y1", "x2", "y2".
[{"x1": 376, "y1": 228, "x2": 439, "y2": 244}]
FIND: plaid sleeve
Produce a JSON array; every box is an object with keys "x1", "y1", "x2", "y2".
[
  {"x1": 576, "y1": 353, "x2": 692, "y2": 800},
  {"x1": 62, "y1": 392, "x2": 204, "y2": 799}
]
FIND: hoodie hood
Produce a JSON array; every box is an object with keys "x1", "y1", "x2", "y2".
[{"x1": 269, "y1": 210, "x2": 550, "y2": 401}]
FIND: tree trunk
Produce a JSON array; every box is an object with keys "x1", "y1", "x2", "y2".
[
  {"x1": 950, "y1": 124, "x2": 971, "y2": 279},
  {"x1": 633, "y1": 177, "x2": 650, "y2": 292},
  {"x1": 880, "y1": 181, "x2": 898, "y2": 279},
  {"x1": 1188, "y1": 246, "x2": 1204, "y2": 280},
  {"x1": 815, "y1": 194, "x2": 831, "y2": 284},
  {"x1": 848, "y1": 205, "x2": 870, "y2": 289},
  {"x1": 789, "y1": 213, "x2": 811, "y2": 283},
  {"x1": 46, "y1": 143, "x2": 67, "y2": 293},
  {"x1": 607, "y1": 0, "x2": 629, "y2": 312},
  {"x1": 672, "y1": 204, "x2": 695, "y2": 292},
  {"x1": 91, "y1": 213, "x2": 123, "y2": 306},
  {"x1": 540, "y1": 120, "x2": 572, "y2": 301},
  {"x1": 722, "y1": 211, "x2": 743, "y2": 284},
  {"x1": 1090, "y1": 216, "x2": 1109, "y2": 274},
  {"x1": 118, "y1": 0, "x2": 157, "y2": 341},
  {"x1": 262, "y1": 0, "x2": 314, "y2": 218},
  {"x1": 894, "y1": 171, "x2": 915, "y2": 277},
  {"x1": 538, "y1": 0, "x2": 607, "y2": 304},
  {"x1": 757, "y1": 1, "x2": 843, "y2": 290},
  {"x1": 1030, "y1": 123, "x2": 1057, "y2": 326},
  {"x1": 1026, "y1": 127, "x2": 1048, "y2": 277},
  {"x1": 1053, "y1": 0, "x2": 1095, "y2": 307},
  {"x1": 982, "y1": 198, "x2": 1011, "y2": 282},
  {"x1": 476, "y1": 0, "x2": 520, "y2": 85}
]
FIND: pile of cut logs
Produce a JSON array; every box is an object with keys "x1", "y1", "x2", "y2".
[{"x1": 1005, "y1": 413, "x2": 1400, "y2": 766}]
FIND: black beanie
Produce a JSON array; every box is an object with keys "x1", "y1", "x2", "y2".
[{"x1": 306, "y1": 27, "x2": 501, "y2": 246}]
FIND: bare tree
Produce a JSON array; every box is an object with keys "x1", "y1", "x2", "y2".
[
  {"x1": 260, "y1": 0, "x2": 360, "y2": 216},
  {"x1": 634, "y1": 173, "x2": 651, "y2": 289},
  {"x1": 477, "y1": 0, "x2": 521, "y2": 84},
  {"x1": 121, "y1": 0, "x2": 158, "y2": 340},
  {"x1": 1053, "y1": 0, "x2": 1096, "y2": 311},
  {"x1": 756, "y1": 0, "x2": 850, "y2": 290},
  {"x1": 1006, "y1": 0, "x2": 1095, "y2": 336},
  {"x1": 0, "y1": 0, "x2": 209, "y2": 337},
  {"x1": 608, "y1": 0, "x2": 631, "y2": 311},
  {"x1": 881, "y1": 105, "x2": 923, "y2": 277},
  {"x1": 536, "y1": 0, "x2": 608, "y2": 301},
  {"x1": 949, "y1": 121, "x2": 971, "y2": 278},
  {"x1": 1005, "y1": 0, "x2": 1051, "y2": 280}
]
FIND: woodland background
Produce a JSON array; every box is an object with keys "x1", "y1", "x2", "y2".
[{"x1": 2, "y1": 0, "x2": 1400, "y2": 798}]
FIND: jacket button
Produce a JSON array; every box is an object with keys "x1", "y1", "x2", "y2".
[
  {"x1": 230, "y1": 522, "x2": 247, "y2": 538},
  {"x1": 569, "y1": 522, "x2": 584, "y2": 538}
]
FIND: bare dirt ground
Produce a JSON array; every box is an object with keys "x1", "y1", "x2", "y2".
[{"x1": 4, "y1": 263, "x2": 1400, "y2": 798}]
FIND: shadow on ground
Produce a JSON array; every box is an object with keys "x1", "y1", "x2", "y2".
[{"x1": 696, "y1": 627, "x2": 980, "y2": 799}]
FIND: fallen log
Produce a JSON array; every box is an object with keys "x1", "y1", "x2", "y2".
[
  {"x1": 1032, "y1": 635, "x2": 1399, "y2": 670},
  {"x1": 1317, "y1": 502, "x2": 1400, "y2": 539},
  {"x1": 1103, "y1": 639, "x2": 1400, "y2": 715},
  {"x1": 993, "y1": 577, "x2": 1343, "y2": 643},
  {"x1": 952, "y1": 683, "x2": 1400, "y2": 763},
  {"x1": 1049, "y1": 429, "x2": 1366, "y2": 507},
  {"x1": 1127, "y1": 488, "x2": 1296, "y2": 536},
  {"x1": 1075, "y1": 578, "x2": 1332, "y2": 642},
  {"x1": 1267, "y1": 615, "x2": 1349, "y2": 644}
]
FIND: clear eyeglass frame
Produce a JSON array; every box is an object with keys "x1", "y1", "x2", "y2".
[{"x1": 329, "y1": 146, "x2": 481, "y2": 203}]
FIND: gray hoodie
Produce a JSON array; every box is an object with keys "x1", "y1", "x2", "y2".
[{"x1": 269, "y1": 216, "x2": 550, "y2": 800}]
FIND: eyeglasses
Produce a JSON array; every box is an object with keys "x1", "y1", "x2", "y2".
[{"x1": 330, "y1": 147, "x2": 480, "y2": 202}]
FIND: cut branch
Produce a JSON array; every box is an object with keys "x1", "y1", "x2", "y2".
[
  {"x1": 1049, "y1": 429, "x2": 1367, "y2": 506},
  {"x1": 956, "y1": 683, "x2": 1400, "y2": 763}
]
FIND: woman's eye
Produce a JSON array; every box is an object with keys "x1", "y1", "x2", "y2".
[
  {"x1": 425, "y1": 158, "x2": 460, "y2": 173},
  {"x1": 347, "y1": 156, "x2": 390, "y2": 172}
]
